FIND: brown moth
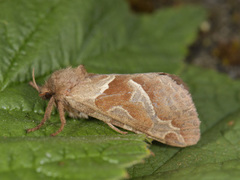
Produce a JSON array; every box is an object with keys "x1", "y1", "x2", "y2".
[{"x1": 27, "y1": 65, "x2": 200, "y2": 147}]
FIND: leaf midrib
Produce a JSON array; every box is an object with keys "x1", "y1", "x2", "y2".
[{"x1": 0, "y1": 0, "x2": 61, "y2": 91}]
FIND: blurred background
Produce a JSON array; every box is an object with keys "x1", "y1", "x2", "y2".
[{"x1": 128, "y1": 0, "x2": 240, "y2": 79}]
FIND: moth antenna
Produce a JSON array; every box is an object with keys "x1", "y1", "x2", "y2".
[{"x1": 32, "y1": 68, "x2": 40, "y2": 92}]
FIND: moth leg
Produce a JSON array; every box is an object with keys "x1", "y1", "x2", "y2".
[
  {"x1": 107, "y1": 123, "x2": 128, "y2": 134},
  {"x1": 26, "y1": 97, "x2": 54, "y2": 133},
  {"x1": 51, "y1": 101, "x2": 66, "y2": 136}
]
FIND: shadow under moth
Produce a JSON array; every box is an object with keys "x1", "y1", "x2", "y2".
[{"x1": 27, "y1": 65, "x2": 200, "y2": 147}]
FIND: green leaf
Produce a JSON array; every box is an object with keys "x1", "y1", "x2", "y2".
[
  {"x1": 0, "y1": 135, "x2": 149, "y2": 180},
  {"x1": 0, "y1": 0, "x2": 207, "y2": 179}
]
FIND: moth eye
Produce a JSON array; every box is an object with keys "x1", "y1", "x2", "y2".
[
  {"x1": 40, "y1": 92, "x2": 54, "y2": 100},
  {"x1": 44, "y1": 92, "x2": 52, "y2": 99}
]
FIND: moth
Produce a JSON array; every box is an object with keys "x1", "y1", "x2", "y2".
[{"x1": 27, "y1": 65, "x2": 200, "y2": 147}]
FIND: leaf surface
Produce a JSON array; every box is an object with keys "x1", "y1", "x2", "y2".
[{"x1": 0, "y1": 0, "x2": 208, "y2": 179}]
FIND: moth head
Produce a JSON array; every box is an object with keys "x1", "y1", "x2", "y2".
[
  {"x1": 31, "y1": 69, "x2": 55, "y2": 100},
  {"x1": 32, "y1": 65, "x2": 88, "y2": 100},
  {"x1": 39, "y1": 87, "x2": 55, "y2": 100}
]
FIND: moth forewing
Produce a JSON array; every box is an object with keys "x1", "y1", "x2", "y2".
[
  {"x1": 27, "y1": 65, "x2": 200, "y2": 147},
  {"x1": 65, "y1": 73, "x2": 200, "y2": 147}
]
